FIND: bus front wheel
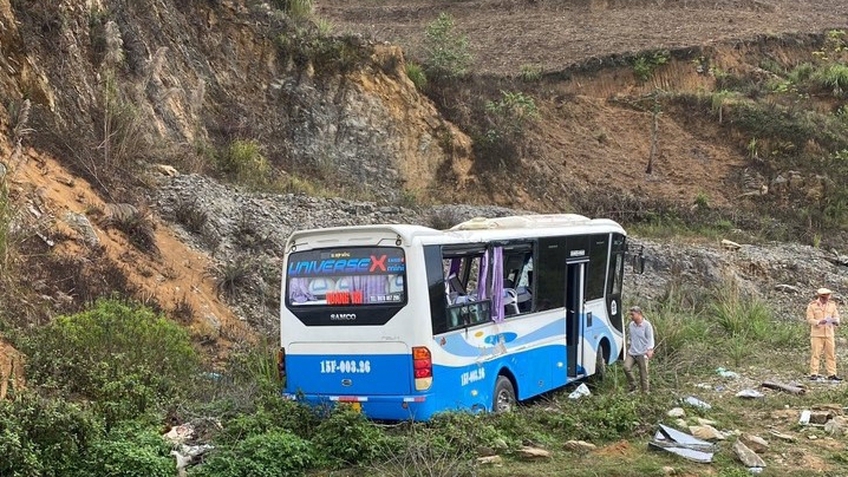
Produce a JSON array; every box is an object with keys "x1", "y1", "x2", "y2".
[{"x1": 493, "y1": 375, "x2": 516, "y2": 413}]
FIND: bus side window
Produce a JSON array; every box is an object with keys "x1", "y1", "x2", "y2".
[{"x1": 502, "y1": 246, "x2": 534, "y2": 316}]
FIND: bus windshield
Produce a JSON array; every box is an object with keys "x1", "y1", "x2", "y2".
[{"x1": 286, "y1": 246, "x2": 406, "y2": 306}]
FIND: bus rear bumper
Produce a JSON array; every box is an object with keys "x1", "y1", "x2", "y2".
[{"x1": 282, "y1": 392, "x2": 436, "y2": 421}]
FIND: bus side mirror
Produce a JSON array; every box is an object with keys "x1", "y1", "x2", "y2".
[{"x1": 628, "y1": 245, "x2": 645, "y2": 275}]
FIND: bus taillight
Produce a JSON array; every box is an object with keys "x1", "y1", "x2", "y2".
[
  {"x1": 412, "y1": 346, "x2": 432, "y2": 391},
  {"x1": 278, "y1": 348, "x2": 286, "y2": 382}
]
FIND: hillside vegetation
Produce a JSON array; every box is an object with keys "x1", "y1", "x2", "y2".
[{"x1": 1, "y1": 0, "x2": 848, "y2": 476}]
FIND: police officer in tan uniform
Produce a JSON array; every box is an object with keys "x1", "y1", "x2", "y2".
[{"x1": 806, "y1": 287, "x2": 842, "y2": 381}]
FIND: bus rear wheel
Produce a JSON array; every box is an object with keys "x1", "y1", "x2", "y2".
[{"x1": 493, "y1": 375, "x2": 516, "y2": 413}]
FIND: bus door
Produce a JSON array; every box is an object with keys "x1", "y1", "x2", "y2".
[
  {"x1": 606, "y1": 234, "x2": 626, "y2": 335},
  {"x1": 565, "y1": 260, "x2": 587, "y2": 378}
]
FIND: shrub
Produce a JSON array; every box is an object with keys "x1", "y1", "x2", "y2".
[
  {"x1": 193, "y1": 430, "x2": 316, "y2": 477},
  {"x1": 84, "y1": 422, "x2": 174, "y2": 477},
  {"x1": 22, "y1": 299, "x2": 200, "y2": 425},
  {"x1": 0, "y1": 393, "x2": 103, "y2": 477},
  {"x1": 482, "y1": 90, "x2": 539, "y2": 153},
  {"x1": 632, "y1": 51, "x2": 669, "y2": 83},
  {"x1": 313, "y1": 406, "x2": 389, "y2": 466},
  {"x1": 535, "y1": 392, "x2": 650, "y2": 441},
  {"x1": 427, "y1": 207, "x2": 465, "y2": 230},
  {"x1": 423, "y1": 13, "x2": 473, "y2": 79}
]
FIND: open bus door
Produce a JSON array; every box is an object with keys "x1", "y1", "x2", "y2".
[{"x1": 565, "y1": 260, "x2": 587, "y2": 378}]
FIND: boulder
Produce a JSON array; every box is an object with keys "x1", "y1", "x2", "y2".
[
  {"x1": 517, "y1": 446, "x2": 552, "y2": 460},
  {"x1": 564, "y1": 440, "x2": 597, "y2": 453},
  {"x1": 732, "y1": 439, "x2": 766, "y2": 468},
  {"x1": 740, "y1": 433, "x2": 769, "y2": 453},
  {"x1": 477, "y1": 455, "x2": 503, "y2": 466},
  {"x1": 688, "y1": 425, "x2": 725, "y2": 441}
]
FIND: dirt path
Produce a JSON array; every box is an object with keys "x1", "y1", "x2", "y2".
[{"x1": 318, "y1": 0, "x2": 848, "y2": 75}]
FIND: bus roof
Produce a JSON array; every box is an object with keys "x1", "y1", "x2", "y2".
[{"x1": 285, "y1": 214, "x2": 625, "y2": 251}]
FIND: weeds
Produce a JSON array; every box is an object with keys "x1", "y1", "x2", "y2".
[
  {"x1": 103, "y1": 204, "x2": 158, "y2": 254},
  {"x1": 209, "y1": 257, "x2": 256, "y2": 298},
  {"x1": 0, "y1": 172, "x2": 11, "y2": 274},
  {"x1": 171, "y1": 295, "x2": 195, "y2": 325},
  {"x1": 371, "y1": 425, "x2": 477, "y2": 477},
  {"x1": 218, "y1": 139, "x2": 273, "y2": 189},
  {"x1": 406, "y1": 61, "x2": 427, "y2": 90},
  {"x1": 811, "y1": 63, "x2": 848, "y2": 97},
  {"x1": 270, "y1": 0, "x2": 313, "y2": 20},
  {"x1": 519, "y1": 64, "x2": 543, "y2": 82}
]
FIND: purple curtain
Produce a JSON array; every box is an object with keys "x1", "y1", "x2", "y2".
[
  {"x1": 352, "y1": 275, "x2": 388, "y2": 303},
  {"x1": 476, "y1": 249, "x2": 490, "y2": 300},
  {"x1": 449, "y1": 258, "x2": 461, "y2": 277},
  {"x1": 492, "y1": 247, "x2": 504, "y2": 322},
  {"x1": 289, "y1": 278, "x2": 315, "y2": 303}
]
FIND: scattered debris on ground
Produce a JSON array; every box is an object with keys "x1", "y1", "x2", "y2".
[
  {"x1": 649, "y1": 424, "x2": 717, "y2": 463},
  {"x1": 763, "y1": 380, "x2": 806, "y2": 395},
  {"x1": 568, "y1": 383, "x2": 591, "y2": 399},
  {"x1": 683, "y1": 396, "x2": 712, "y2": 410}
]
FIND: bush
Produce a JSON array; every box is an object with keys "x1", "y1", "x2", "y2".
[
  {"x1": 423, "y1": 13, "x2": 473, "y2": 79},
  {"x1": 0, "y1": 393, "x2": 103, "y2": 477},
  {"x1": 484, "y1": 90, "x2": 539, "y2": 138},
  {"x1": 22, "y1": 299, "x2": 200, "y2": 424},
  {"x1": 193, "y1": 430, "x2": 316, "y2": 477},
  {"x1": 632, "y1": 51, "x2": 669, "y2": 82},
  {"x1": 84, "y1": 422, "x2": 174, "y2": 477},
  {"x1": 313, "y1": 406, "x2": 389, "y2": 466}
]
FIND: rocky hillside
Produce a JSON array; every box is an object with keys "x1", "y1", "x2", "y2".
[{"x1": 1, "y1": 0, "x2": 848, "y2": 346}]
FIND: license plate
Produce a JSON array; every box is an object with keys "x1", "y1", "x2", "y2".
[{"x1": 350, "y1": 402, "x2": 361, "y2": 413}]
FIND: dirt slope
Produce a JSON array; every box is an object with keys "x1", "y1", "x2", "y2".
[
  {"x1": 2, "y1": 139, "x2": 252, "y2": 358},
  {"x1": 319, "y1": 0, "x2": 848, "y2": 75}
]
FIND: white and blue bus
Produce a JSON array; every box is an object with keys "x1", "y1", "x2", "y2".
[{"x1": 280, "y1": 214, "x2": 628, "y2": 421}]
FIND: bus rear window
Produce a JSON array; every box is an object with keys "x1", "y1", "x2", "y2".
[{"x1": 286, "y1": 247, "x2": 406, "y2": 306}]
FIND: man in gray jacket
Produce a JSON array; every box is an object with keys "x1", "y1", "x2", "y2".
[{"x1": 623, "y1": 306, "x2": 655, "y2": 394}]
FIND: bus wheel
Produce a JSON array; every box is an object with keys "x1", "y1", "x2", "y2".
[
  {"x1": 594, "y1": 345, "x2": 607, "y2": 381},
  {"x1": 493, "y1": 375, "x2": 516, "y2": 413}
]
